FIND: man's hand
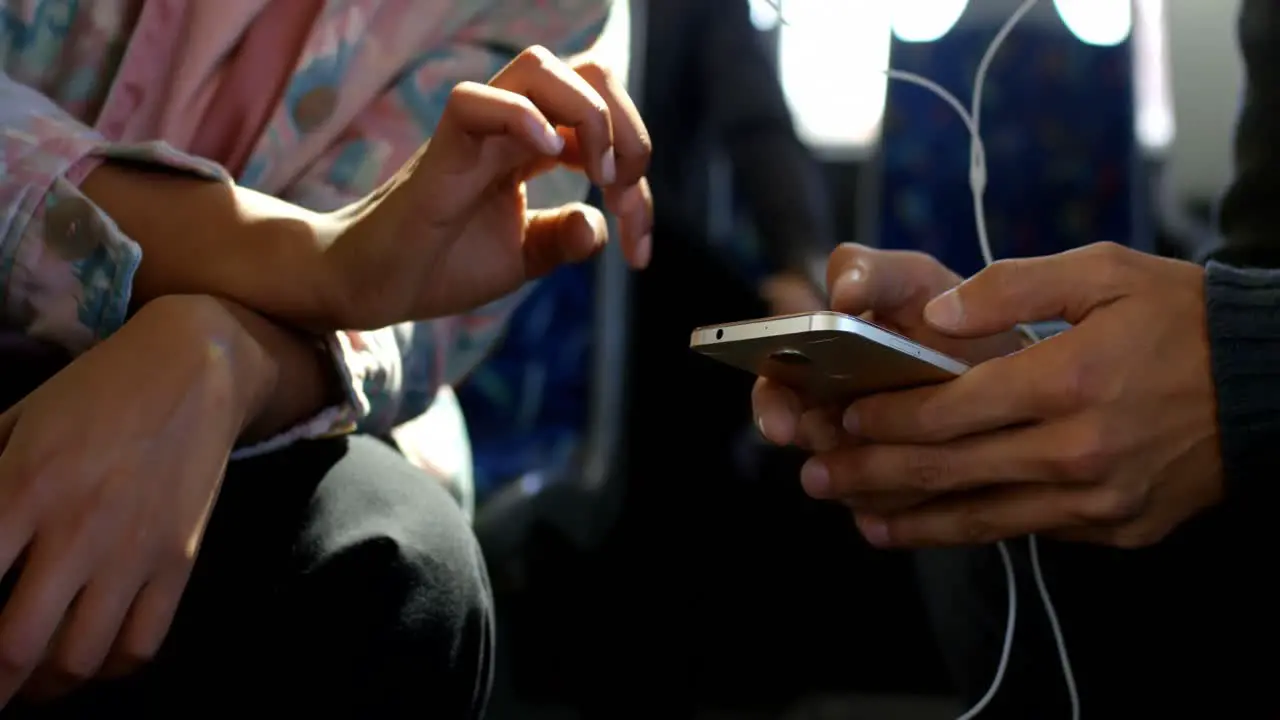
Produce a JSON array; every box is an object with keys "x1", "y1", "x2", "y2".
[
  {"x1": 0, "y1": 295, "x2": 266, "y2": 705},
  {"x1": 751, "y1": 245, "x2": 1023, "y2": 513},
  {"x1": 802, "y1": 243, "x2": 1224, "y2": 550},
  {"x1": 327, "y1": 46, "x2": 653, "y2": 328}
]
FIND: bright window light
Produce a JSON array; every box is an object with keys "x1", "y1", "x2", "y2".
[
  {"x1": 1132, "y1": 0, "x2": 1174, "y2": 152},
  {"x1": 591, "y1": 0, "x2": 631, "y2": 86},
  {"x1": 891, "y1": 0, "x2": 970, "y2": 43},
  {"x1": 777, "y1": 0, "x2": 891, "y2": 152},
  {"x1": 748, "y1": 0, "x2": 782, "y2": 31},
  {"x1": 1053, "y1": 0, "x2": 1132, "y2": 46}
]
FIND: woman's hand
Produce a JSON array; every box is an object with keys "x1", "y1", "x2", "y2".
[
  {"x1": 325, "y1": 46, "x2": 653, "y2": 328},
  {"x1": 0, "y1": 295, "x2": 269, "y2": 706},
  {"x1": 806, "y1": 244, "x2": 1223, "y2": 549}
]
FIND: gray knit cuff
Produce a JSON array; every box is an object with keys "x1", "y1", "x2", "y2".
[{"x1": 1205, "y1": 261, "x2": 1280, "y2": 496}]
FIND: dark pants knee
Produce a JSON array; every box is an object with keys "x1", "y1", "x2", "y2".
[{"x1": 0, "y1": 344, "x2": 493, "y2": 718}]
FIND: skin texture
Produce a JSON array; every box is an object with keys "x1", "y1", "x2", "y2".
[
  {"x1": 86, "y1": 46, "x2": 655, "y2": 331},
  {"x1": 753, "y1": 243, "x2": 1224, "y2": 550},
  {"x1": 0, "y1": 296, "x2": 266, "y2": 705}
]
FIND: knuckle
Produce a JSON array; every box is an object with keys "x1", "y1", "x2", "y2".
[
  {"x1": 954, "y1": 505, "x2": 997, "y2": 545},
  {"x1": 902, "y1": 448, "x2": 952, "y2": 492},
  {"x1": 519, "y1": 44, "x2": 558, "y2": 67},
  {"x1": 0, "y1": 640, "x2": 37, "y2": 676},
  {"x1": 1054, "y1": 356, "x2": 1103, "y2": 408},
  {"x1": 573, "y1": 59, "x2": 614, "y2": 85},
  {"x1": 1079, "y1": 485, "x2": 1144, "y2": 523},
  {"x1": 1053, "y1": 423, "x2": 1113, "y2": 482}
]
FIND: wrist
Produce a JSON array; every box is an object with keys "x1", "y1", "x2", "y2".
[{"x1": 135, "y1": 295, "x2": 276, "y2": 434}]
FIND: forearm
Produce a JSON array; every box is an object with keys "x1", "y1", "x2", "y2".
[
  {"x1": 81, "y1": 163, "x2": 342, "y2": 328},
  {"x1": 214, "y1": 298, "x2": 345, "y2": 444}
]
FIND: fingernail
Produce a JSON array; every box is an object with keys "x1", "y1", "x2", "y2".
[
  {"x1": 924, "y1": 289, "x2": 964, "y2": 330},
  {"x1": 586, "y1": 209, "x2": 608, "y2": 243},
  {"x1": 842, "y1": 406, "x2": 859, "y2": 435},
  {"x1": 800, "y1": 459, "x2": 830, "y2": 497},
  {"x1": 757, "y1": 409, "x2": 790, "y2": 443},
  {"x1": 634, "y1": 233, "x2": 652, "y2": 267},
  {"x1": 599, "y1": 149, "x2": 617, "y2": 185},
  {"x1": 857, "y1": 515, "x2": 891, "y2": 547},
  {"x1": 531, "y1": 119, "x2": 564, "y2": 155}
]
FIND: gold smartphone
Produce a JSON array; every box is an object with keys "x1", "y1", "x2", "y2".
[{"x1": 689, "y1": 311, "x2": 968, "y2": 405}]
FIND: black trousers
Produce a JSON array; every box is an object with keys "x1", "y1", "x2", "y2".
[
  {"x1": 0, "y1": 358, "x2": 494, "y2": 718},
  {"x1": 918, "y1": 508, "x2": 1277, "y2": 719}
]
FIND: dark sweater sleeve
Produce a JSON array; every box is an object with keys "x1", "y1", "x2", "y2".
[
  {"x1": 1205, "y1": 0, "x2": 1280, "y2": 496},
  {"x1": 1205, "y1": 263, "x2": 1280, "y2": 495}
]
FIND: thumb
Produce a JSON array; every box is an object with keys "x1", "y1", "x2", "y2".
[
  {"x1": 827, "y1": 244, "x2": 961, "y2": 323},
  {"x1": 923, "y1": 244, "x2": 1133, "y2": 337},
  {"x1": 523, "y1": 202, "x2": 608, "y2": 278}
]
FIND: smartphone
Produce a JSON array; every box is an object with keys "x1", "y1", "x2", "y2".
[{"x1": 689, "y1": 311, "x2": 968, "y2": 405}]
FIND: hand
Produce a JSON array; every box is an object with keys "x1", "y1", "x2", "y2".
[
  {"x1": 0, "y1": 295, "x2": 267, "y2": 705},
  {"x1": 752, "y1": 246, "x2": 1023, "y2": 515},
  {"x1": 803, "y1": 243, "x2": 1223, "y2": 549},
  {"x1": 760, "y1": 272, "x2": 825, "y2": 316},
  {"x1": 326, "y1": 46, "x2": 654, "y2": 328},
  {"x1": 751, "y1": 246, "x2": 1024, "y2": 515}
]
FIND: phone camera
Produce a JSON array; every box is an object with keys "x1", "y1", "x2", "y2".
[
  {"x1": 716, "y1": 329, "x2": 724, "y2": 340},
  {"x1": 769, "y1": 349, "x2": 811, "y2": 365}
]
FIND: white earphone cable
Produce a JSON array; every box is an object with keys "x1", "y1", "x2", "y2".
[{"x1": 763, "y1": 1, "x2": 1080, "y2": 717}]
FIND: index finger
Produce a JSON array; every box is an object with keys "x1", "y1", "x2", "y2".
[
  {"x1": 492, "y1": 46, "x2": 616, "y2": 186},
  {"x1": 845, "y1": 346, "x2": 1072, "y2": 444},
  {"x1": 571, "y1": 58, "x2": 650, "y2": 188},
  {"x1": 826, "y1": 245, "x2": 961, "y2": 320}
]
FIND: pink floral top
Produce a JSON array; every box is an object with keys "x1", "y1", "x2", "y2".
[{"x1": 0, "y1": 0, "x2": 608, "y2": 458}]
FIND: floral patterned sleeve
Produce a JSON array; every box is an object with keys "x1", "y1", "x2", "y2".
[
  {"x1": 0, "y1": 72, "x2": 373, "y2": 457},
  {"x1": 281, "y1": 0, "x2": 610, "y2": 434}
]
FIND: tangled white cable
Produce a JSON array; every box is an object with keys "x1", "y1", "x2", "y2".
[{"x1": 762, "y1": 1, "x2": 1081, "y2": 718}]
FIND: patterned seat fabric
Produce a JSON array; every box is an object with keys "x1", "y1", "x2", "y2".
[
  {"x1": 455, "y1": 259, "x2": 594, "y2": 505},
  {"x1": 879, "y1": 18, "x2": 1148, "y2": 278}
]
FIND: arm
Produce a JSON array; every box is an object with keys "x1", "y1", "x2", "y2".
[
  {"x1": 0, "y1": 74, "x2": 336, "y2": 349},
  {"x1": 279, "y1": 0, "x2": 614, "y2": 432},
  {"x1": 1204, "y1": 0, "x2": 1280, "y2": 503},
  {"x1": 0, "y1": 74, "x2": 362, "y2": 451},
  {"x1": 699, "y1": 0, "x2": 836, "y2": 282}
]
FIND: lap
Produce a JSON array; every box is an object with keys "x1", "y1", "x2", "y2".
[
  {"x1": 917, "y1": 508, "x2": 1276, "y2": 719},
  {"x1": 5, "y1": 435, "x2": 494, "y2": 719}
]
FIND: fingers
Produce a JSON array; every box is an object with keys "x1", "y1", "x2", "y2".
[
  {"x1": 436, "y1": 81, "x2": 566, "y2": 164},
  {"x1": 923, "y1": 242, "x2": 1137, "y2": 338},
  {"x1": 571, "y1": 57, "x2": 650, "y2": 188},
  {"x1": 26, "y1": 578, "x2": 137, "y2": 699},
  {"x1": 523, "y1": 203, "x2": 609, "y2": 278},
  {"x1": 607, "y1": 178, "x2": 653, "y2": 269},
  {"x1": 844, "y1": 346, "x2": 1073, "y2": 444},
  {"x1": 491, "y1": 46, "x2": 618, "y2": 185},
  {"x1": 101, "y1": 573, "x2": 186, "y2": 679},
  {"x1": 752, "y1": 378, "x2": 803, "y2": 445},
  {"x1": 853, "y1": 481, "x2": 1132, "y2": 548},
  {"x1": 0, "y1": 542, "x2": 83, "y2": 706},
  {"x1": 802, "y1": 421, "x2": 1095, "y2": 499},
  {"x1": 826, "y1": 244, "x2": 961, "y2": 321}
]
